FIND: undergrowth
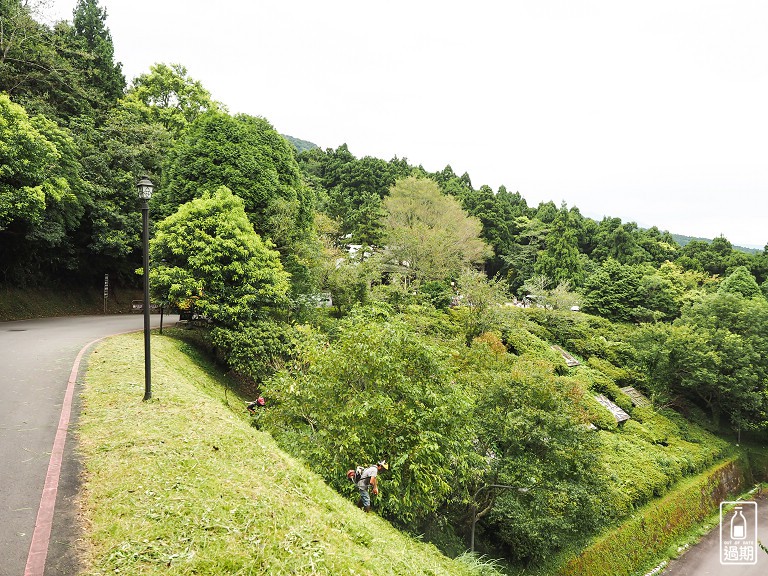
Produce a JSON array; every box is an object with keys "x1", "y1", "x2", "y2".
[{"x1": 78, "y1": 332, "x2": 499, "y2": 575}]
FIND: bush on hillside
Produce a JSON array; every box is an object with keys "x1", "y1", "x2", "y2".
[{"x1": 261, "y1": 311, "x2": 476, "y2": 526}]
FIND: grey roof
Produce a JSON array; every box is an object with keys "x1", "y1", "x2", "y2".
[
  {"x1": 620, "y1": 386, "x2": 652, "y2": 407},
  {"x1": 551, "y1": 345, "x2": 580, "y2": 367},
  {"x1": 594, "y1": 394, "x2": 631, "y2": 423}
]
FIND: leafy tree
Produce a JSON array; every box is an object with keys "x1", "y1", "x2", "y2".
[
  {"x1": 535, "y1": 203, "x2": 583, "y2": 285},
  {"x1": 149, "y1": 186, "x2": 290, "y2": 328},
  {"x1": 262, "y1": 309, "x2": 475, "y2": 526},
  {"x1": 633, "y1": 292, "x2": 768, "y2": 430},
  {"x1": 122, "y1": 63, "x2": 221, "y2": 136},
  {"x1": 521, "y1": 275, "x2": 580, "y2": 311},
  {"x1": 453, "y1": 270, "x2": 510, "y2": 341},
  {"x1": 0, "y1": 94, "x2": 87, "y2": 283},
  {"x1": 382, "y1": 176, "x2": 491, "y2": 283},
  {"x1": 0, "y1": 94, "x2": 53, "y2": 231},
  {"x1": 636, "y1": 271, "x2": 679, "y2": 321},
  {"x1": 460, "y1": 348, "x2": 607, "y2": 561},
  {"x1": 718, "y1": 265, "x2": 762, "y2": 298},
  {"x1": 159, "y1": 110, "x2": 315, "y2": 290}
]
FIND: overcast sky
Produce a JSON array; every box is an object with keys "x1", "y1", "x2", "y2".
[{"x1": 47, "y1": 1, "x2": 767, "y2": 248}]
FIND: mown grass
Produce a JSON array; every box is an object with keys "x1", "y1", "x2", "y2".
[{"x1": 78, "y1": 332, "x2": 496, "y2": 575}]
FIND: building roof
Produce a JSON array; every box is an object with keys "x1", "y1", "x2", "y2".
[
  {"x1": 551, "y1": 345, "x2": 580, "y2": 367},
  {"x1": 620, "y1": 386, "x2": 652, "y2": 408},
  {"x1": 594, "y1": 394, "x2": 631, "y2": 423}
]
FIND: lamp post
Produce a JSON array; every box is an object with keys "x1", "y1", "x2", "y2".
[{"x1": 137, "y1": 176, "x2": 154, "y2": 401}]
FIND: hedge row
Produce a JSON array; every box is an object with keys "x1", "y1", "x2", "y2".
[{"x1": 557, "y1": 457, "x2": 748, "y2": 576}]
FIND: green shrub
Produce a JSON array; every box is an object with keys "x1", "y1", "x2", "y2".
[
  {"x1": 502, "y1": 327, "x2": 565, "y2": 369},
  {"x1": 209, "y1": 321, "x2": 298, "y2": 383},
  {"x1": 559, "y1": 458, "x2": 749, "y2": 576},
  {"x1": 573, "y1": 366, "x2": 633, "y2": 413},
  {"x1": 621, "y1": 419, "x2": 656, "y2": 443},
  {"x1": 580, "y1": 393, "x2": 618, "y2": 431},
  {"x1": 587, "y1": 356, "x2": 631, "y2": 384}
]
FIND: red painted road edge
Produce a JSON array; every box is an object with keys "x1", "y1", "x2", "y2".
[{"x1": 24, "y1": 337, "x2": 101, "y2": 576}]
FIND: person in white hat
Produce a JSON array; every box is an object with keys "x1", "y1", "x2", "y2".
[{"x1": 356, "y1": 460, "x2": 389, "y2": 512}]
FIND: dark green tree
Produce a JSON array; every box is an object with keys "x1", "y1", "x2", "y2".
[
  {"x1": 300, "y1": 144, "x2": 411, "y2": 245},
  {"x1": 71, "y1": 99, "x2": 171, "y2": 283},
  {"x1": 460, "y1": 184, "x2": 529, "y2": 278},
  {"x1": 160, "y1": 110, "x2": 315, "y2": 291},
  {"x1": 718, "y1": 265, "x2": 762, "y2": 298},
  {"x1": 535, "y1": 200, "x2": 558, "y2": 223},
  {"x1": 70, "y1": 0, "x2": 124, "y2": 107},
  {"x1": 0, "y1": 1, "x2": 90, "y2": 119},
  {"x1": 581, "y1": 259, "x2": 644, "y2": 322},
  {"x1": 535, "y1": 203, "x2": 583, "y2": 285},
  {"x1": 0, "y1": 94, "x2": 87, "y2": 284},
  {"x1": 677, "y1": 236, "x2": 747, "y2": 277}
]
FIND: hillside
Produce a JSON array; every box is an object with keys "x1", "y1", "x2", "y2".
[
  {"x1": 283, "y1": 134, "x2": 319, "y2": 153},
  {"x1": 670, "y1": 233, "x2": 761, "y2": 254},
  {"x1": 74, "y1": 303, "x2": 751, "y2": 575},
  {"x1": 77, "y1": 332, "x2": 495, "y2": 576}
]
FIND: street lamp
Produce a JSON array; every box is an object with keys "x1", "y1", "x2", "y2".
[{"x1": 137, "y1": 176, "x2": 154, "y2": 401}]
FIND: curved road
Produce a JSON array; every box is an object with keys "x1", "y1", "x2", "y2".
[{"x1": 0, "y1": 314, "x2": 175, "y2": 576}]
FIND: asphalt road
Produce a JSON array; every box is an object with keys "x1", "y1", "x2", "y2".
[
  {"x1": 662, "y1": 494, "x2": 768, "y2": 575},
  {"x1": 0, "y1": 314, "x2": 174, "y2": 576}
]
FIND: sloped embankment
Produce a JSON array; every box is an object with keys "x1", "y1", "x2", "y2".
[
  {"x1": 557, "y1": 456, "x2": 750, "y2": 576},
  {"x1": 77, "y1": 333, "x2": 482, "y2": 575}
]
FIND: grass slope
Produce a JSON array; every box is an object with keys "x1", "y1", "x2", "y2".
[
  {"x1": 0, "y1": 287, "x2": 141, "y2": 321},
  {"x1": 78, "y1": 332, "x2": 484, "y2": 576}
]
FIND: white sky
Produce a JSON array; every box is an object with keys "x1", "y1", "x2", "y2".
[{"x1": 46, "y1": 1, "x2": 767, "y2": 248}]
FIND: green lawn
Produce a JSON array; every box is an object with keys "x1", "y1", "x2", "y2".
[{"x1": 77, "y1": 332, "x2": 495, "y2": 575}]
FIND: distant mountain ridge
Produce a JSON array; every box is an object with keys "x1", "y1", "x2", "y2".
[
  {"x1": 671, "y1": 233, "x2": 761, "y2": 254},
  {"x1": 282, "y1": 134, "x2": 319, "y2": 153}
]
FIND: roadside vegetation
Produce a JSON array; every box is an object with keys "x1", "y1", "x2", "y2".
[
  {"x1": 0, "y1": 287, "x2": 140, "y2": 321},
  {"x1": 79, "y1": 332, "x2": 503, "y2": 576}
]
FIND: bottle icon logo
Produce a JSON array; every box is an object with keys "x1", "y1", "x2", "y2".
[
  {"x1": 720, "y1": 501, "x2": 758, "y2": 565},
  {"x1": 730, "y1": 507, "x2": 747, "y2": 540}
]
